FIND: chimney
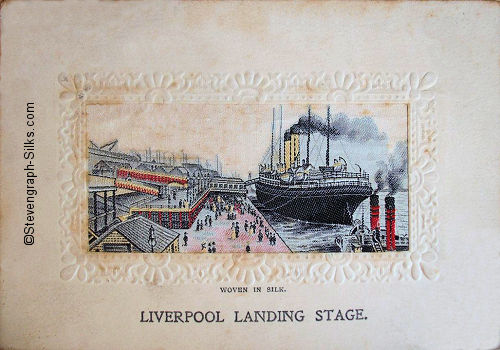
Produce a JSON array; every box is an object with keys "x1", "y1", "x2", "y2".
[
  {"x1": 370, "y1": 194, "x2": 380, "y2": 231},
  {"x1": 385, "y1": 196, "x2": 396, "y2": 251}
]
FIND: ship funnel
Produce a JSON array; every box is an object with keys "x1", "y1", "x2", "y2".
[
  {"x1": 370, "y1": 194, "x2": 380, "y2": 231},
  {"x1": 385, "y1": 196, "x2": 396, "y2": 251},
  {"x1": 284, "y1": 131, "x2": 291, "y2": 170},
  {"x1": 284, "y1": 130, "x2": 300, "y2": 170}
]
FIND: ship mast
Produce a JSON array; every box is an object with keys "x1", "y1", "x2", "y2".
[
  {"x1": 306, "y1": 105, "x2": 311, "y2": 165},
  {"x1": 271, "y1": 107, "x2": 275, "y2": 170},
  {"x1": 279, "y1": 105, "x2": 283, "y2": 167},
  {"x1": 326, "y1": 105, "x2": 330, "y2": 166}
]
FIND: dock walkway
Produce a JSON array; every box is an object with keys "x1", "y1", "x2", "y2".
[{"x1": 179, "y1": 197, "x2": 290, "y2": 253}]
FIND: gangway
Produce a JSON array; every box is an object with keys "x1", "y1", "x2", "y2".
[{"x1": 245, "y1": 178, "x2": 259, "y2": 186}]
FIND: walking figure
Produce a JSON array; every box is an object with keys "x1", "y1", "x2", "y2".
[{"x1": 231, "y1": 222, "x2": 236, "y2": 240}]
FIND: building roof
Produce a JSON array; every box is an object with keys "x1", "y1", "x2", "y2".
[
  {"x1": 100, "y1": 139, "x2": 118, "y2": 151},
  {"x1": 88, "y1": 147, "x2": 140, "y2": 162},
  {"x1": 93, "y1": 160, "x2": 113, "y2": 170},
  {"x1": 135, "y1": 162, "x2": 153, "y2": 171},
  {"x1": 181, "y1": 163, "x2": 208, "y2": 176},
  {"x1": 182, "y1": 162, "x2": 202, "y2": 169},
  {"x1": 135, "y1": 162, "x2": 171, "y2": 173},
  {"x1": 211, "y1": 176, "x2": 245, "y2": 183},
  {"x1": 94, "y1": 160, "x2": 132, "y2": 169},
  {"x1": 89, "y1": 216, "x2": 179, "y2": 252},
  {"x1": 169, "y1": 166, "x2": 189, "y2": 176},
  {"x1": 205, "y1": 169, "x2": 219, "y2": 177},
  {"x1": 154, "y1": 166, "x2": 170, "y2": 173}
]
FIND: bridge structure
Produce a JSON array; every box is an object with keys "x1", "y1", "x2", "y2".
[
  {"x1": 245, "y1": 178, "x2": 260, "y2": 186},
  {"x1": 115, "y1": 168, "x2": 188, "y2": 196}
]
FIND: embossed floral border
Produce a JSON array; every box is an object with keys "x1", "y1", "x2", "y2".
[{"x1": 58, "y1": 71, "x2": 438, "y2": 285}]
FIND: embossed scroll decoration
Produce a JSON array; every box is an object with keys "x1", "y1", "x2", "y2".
[{"x1": 58, "y1": 72, "x2": 438, "y2": 285}]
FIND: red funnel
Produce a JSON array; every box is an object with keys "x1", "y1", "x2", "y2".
[{"x1": 385, "y1": 196, "x2": 396, "y2": 251}]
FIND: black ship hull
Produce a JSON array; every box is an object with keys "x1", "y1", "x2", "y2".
[{"x1": 255, "y1": 181, "x2": 372, "y2": 225}]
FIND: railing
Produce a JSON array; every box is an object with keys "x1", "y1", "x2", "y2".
[
  {"x1": 260, "y1": 169, "x2": 370, "y2": 180},
  {"x1": 131, "y1": 188, "x2": 211, "y2": 213},
  {"x1": 257, "y1": 175, "x2": 371, "y2": 188},
  {"x1": 132, "y1": 205, "x2": 190, "y2": 212},
  {"x1": 132, "y1": 196, "x2": 157, "y2": 208},
  {"x1": 129, "y1": 188, "x2": 214, "y2": 229},
  {"x1": 318, "y1": 170, "x2": 370, "y2": 180}
]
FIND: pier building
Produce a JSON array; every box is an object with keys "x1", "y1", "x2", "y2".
[
  {"x1": 87, "y1": 140, "x2": 269, "y2": 252},
  {"x1": 127, "y1": 175, "x2": 247, "y2": 230},
  {"x1": 89, "y1": 216, "x2": 179, "y2": 253}
]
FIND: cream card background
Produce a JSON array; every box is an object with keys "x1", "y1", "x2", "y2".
[{"x1": 1, "y1": 1, "x2": 499, "y2": 349}]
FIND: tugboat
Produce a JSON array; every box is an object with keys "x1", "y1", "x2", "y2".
[{"x1": 255, "y1": 105, "x2": 372, "y2": 225}]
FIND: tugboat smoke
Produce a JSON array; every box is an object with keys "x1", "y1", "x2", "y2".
[
  {"x1": 374, "y1": 141, "x2": 408, "y2": 195},
  {"x1": 374, "y1": 162, "x2": 387, "y2": 194}
]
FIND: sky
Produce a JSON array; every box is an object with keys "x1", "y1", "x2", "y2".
[{"x1": 87, "y1": 103, "x2": 408, "y2": 184}]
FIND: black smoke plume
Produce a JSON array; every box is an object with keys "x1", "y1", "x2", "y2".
[
  {"x1": 387, "y1": 141, "x2": 408, "y2": 195},
  {"x1": 374, "y1": 161, "x2": 388, "y2": 194},
  {"x1": 288, "y1": 112, "x2": 387, "y2": 143},
  {"x1": 374, "y1": 141, "x2": 408, "y2": 195}
]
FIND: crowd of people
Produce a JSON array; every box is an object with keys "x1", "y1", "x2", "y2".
[
  {"x1": 241, "y1": 203, "x2": 277, "y2": 246},
  {"x1": 195, "y1": 214, "x2": 212, "y2": 231},
  {"x1": 181, "y1": 194, "x2": 281, "y2": 253},
  {"x1": 200, "y1": 241, "x2": 217, "y2": 253}
]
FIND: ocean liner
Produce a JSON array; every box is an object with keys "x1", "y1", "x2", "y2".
[{"x1": 255, "y1": 106, "x2": 373, "y2": 225}]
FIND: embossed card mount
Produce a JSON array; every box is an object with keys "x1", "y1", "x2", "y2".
[{"x1": 58, "y1": 71, "x2": 438, "y2": 285}]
